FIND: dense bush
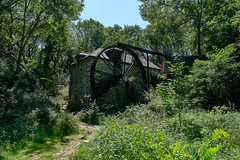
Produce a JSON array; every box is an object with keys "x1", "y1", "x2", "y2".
[
  {"x1": 0, "y1": 107, "x2": 80, "y2": 144},
  {"x1": 54, "y1": 112, "x2": 80, "y2": 135},
  {"x1": 0, "y1": 68, "x2": 54, "y2": 112},
  {"x1": 188, "y1": 44, "x2": 240, "y2": 109},
  {"x1": 78, "y1": 104, "x2": 101, "y2": 125},
  {"x1": 102, "y1": 104, "x2": 240, "y2": 159},
  {"x1": 67, "y1": 95, "x2": 102, "y2": 124},
  {"x1": 91, "y1": 121, "x2": 230, "y2": 160},
  {"x1": 91, "y1": 122, "x2": 166, "y2": 159}
]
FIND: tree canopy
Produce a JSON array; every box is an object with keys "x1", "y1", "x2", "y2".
[
  {"x1": 138, "y1": 0, "x2": 240, "y2": 56},
  {"x1": 0, "y1": 0, "x2": 84, "y2": 73}
]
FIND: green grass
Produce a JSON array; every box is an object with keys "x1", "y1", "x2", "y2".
[
  {"x1": 0, "y1": 124, "x2": 88, "y2": 160},
  {"x1": 69, "y1": 142, "x2": 94, "y2": 160}
]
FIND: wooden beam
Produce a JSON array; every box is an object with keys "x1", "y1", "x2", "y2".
[{"x1": 117, "y1": 42, "x2": 167, "y2": 57}]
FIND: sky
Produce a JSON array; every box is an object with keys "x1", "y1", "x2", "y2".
[{"x1": 80, "y1": 0, "x2": 149, "y2": 28}]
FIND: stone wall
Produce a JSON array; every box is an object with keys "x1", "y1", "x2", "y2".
[{"x1": 69, "y1": 57, "x2": 94, "y2": 103}]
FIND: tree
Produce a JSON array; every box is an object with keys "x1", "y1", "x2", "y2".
[
  {"x1": 204, "y1": 0, "x2": 240, "y2": 52},
  {"x1": 122, "y1": 25, "x2": 142, "y2": 38},
  {"x1": 75, "y1": 18, "x2": 105, "y2": 53},
  {"x1": 189, "y1": 44, "x2": 240, "y2": 109},
  {"x1": 102, "y1": 24, "x2": 144, "y2": 47},
  {"x1": 138, "y1": 0, "x2": 228, "y2": 56},
  {"x1": 37, "y1": 20, "x2": 77, "y2": 75},
  {"x1": 0, "y1": 0, "x2": 84, "y2": 73}
]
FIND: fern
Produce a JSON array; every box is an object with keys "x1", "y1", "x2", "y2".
[
  {"x1": 212, "y1": 128, "x2": 230, "y2": 141},
  {"x1": 203, "y1": 144, "x2": 221, "y2": 160},
  {"x1": 187, "y1": 129, "x2": 229, "y2": 160},
  {"x1": 188, "y1": 144, "x2": 200, "y2": 160}
]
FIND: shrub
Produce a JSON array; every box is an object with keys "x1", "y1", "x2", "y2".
[
  {"x1": 54, "y1": 112, "x2": 80, "y2": 135},
  {"x1": 107, "y1": 104, "x2": 240, "y2": 159},
  {"x1": 182, "y1": 122, "x2": 203, "y2": 141},
  {"x1": 90, "y1": 121, "x2": 230, "y2": 160},
  {"x1": 67, "y1": 95, "x2": 93, "y2": 113},
  {"x1": 0, "y1": 68, "x2": 54, "y2": 112},
  {"x1": 156, "y1": 56, "x2": 188, "y2": 111},
  {"x1": 153, "y1": 55, "x2": 190, "y2": 129},
  {"x1": 67, "y1": 95, "x2": 102, "y2": 124},
  {"x1": 91, "y1": 123, "x2": 167, "y2": 160},
  {"x1": 188, "y1": 44, "x2": 240, "y2": 109},
  {"x1": 186, "y1": 129, "x2": 230, "y2": 160},
  {"x1": 0, "y1": 109, "x2": 39, "y2": 143},
  {"x1": 78, "y1": 104, "x2": 101, "y2": 125}
]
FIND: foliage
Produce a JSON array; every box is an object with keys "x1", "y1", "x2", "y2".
[
  {"x1": 102, "y1": 25, "x2": 144, "y2": 48},
  {"x1": 91, "y1": 120, "x2": 230, "y2": 160},
  {"x1": 78, "y1": 104, "x2": 101, "y2": 125},
  {"x1": 67, "y1": 95, "x2": 102, "y2": 125},
  {"x1": 183, "y1": 129, "x2": 229, "y2": 160},
  {"x1": 0, "y1": 0, "x2": 84, "y2": 73},
  {"x1": 0, "y1": 106, "x2": 81, "y2": 159},
  {"x1": 204, "y1": 0, "x2": 240, "y2": 52},
  {"x1": 99, "y1": 77, "x2": 147, "y2": 113},
  {"x1": 75, "y1": 18, "x2": 106, "y2": 53},
  {"x1": 155, "y1": 55, "x2": 189, "y2": 128},
  {"x1": 138, "y1": 0, "x2": 240, "y2": 56},
  {"x1": 67, "y1": 95, "x2": 94, "y2": 113},
  {"x1": 106, "y1": 102, "x2": 240, "y2": 159},
  {"x1": 1, "y1": 0, "x2": 240, "y2": 159},
  {"x1": 140, "y1": 7, "x2": 186, "y2": 57},
  {"x1": 70, "y1": 142, "x2": 94, "y2": 160},
  {"x1": 188, "y1": 44, "x2": 240, "y2": 109},
  {"x1": 54, "y1": 112, "x2": 80, "y2": 135},
  {"x1": 91, "y1": 123, "x2": 167, "y2": 160}
]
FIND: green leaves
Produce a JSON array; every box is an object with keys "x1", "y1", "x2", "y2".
[
  {"x1": 91, "y1": 123, "x2": 167, "y2": 160},
  {"x1": 138, "y1": 0, "x2": 239, "y2": 56},
  {"x1": 92, "y1": 121, "x2": 230, "y2": 160},
  {"x1": 75, "y1": 18, "x2": 105, "y2": 52},
  {"x1": 204, "y1": 0, "x2": 240, "y2": 52},
  {"x1": 187, "y1": 128, "x2": 230, "y2": 160},
  {"x1": 0, "y1": 0, "x2": 84, "y2": 73},
  {"x1": 189, "y1": 44, "x2": 240, "y2": 109},
  {"x1": 212, "y1": 129, "x2": 230, "y2": 141},
  {"x1": 156, "y1": 55, "x2": 187, "y2": 118}
]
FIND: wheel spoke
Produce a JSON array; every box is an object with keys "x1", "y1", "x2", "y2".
[
  {"x1": 123, "y1": 62, "x2": 134, "y2": 76},
  {"x1": 112, "y1": 48, "x2": 123, "y2": 74},
  {"x1": 101, "y1": 53, "x2": 120, "y2": 75},
  {"x1": 95, "y1": 69, "x2": 114, "y2": 77},
  {"x1": 121, "y1": 51, "x2": 127, "y2": 75}
]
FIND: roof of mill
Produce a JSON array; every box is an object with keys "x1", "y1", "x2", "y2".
[{"x1": 72, "y1": 48, "x2": 161, "y2": 70}]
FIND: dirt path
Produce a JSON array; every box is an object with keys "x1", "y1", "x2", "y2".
[
  {"x1": 78, "y1": 123, "x2": 101, "y2": 143},
  {"x1": 52, "y1": 123, "x2": 100, "y2": 159}
]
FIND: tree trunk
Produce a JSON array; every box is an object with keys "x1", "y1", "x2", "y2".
[
  {"x1": 197, "y1": 24, "x2": 201, "y2": 56},
  {"x1": 16, "y1": 0, "x2": 27, "y2": 73},
  {"x1": 16, "y1": 47, "x2": 24, "y2": 73}
]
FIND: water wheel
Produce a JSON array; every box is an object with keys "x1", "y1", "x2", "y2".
[{"x1": 90, "y1": 44, "x2": 147, "y2": 99}]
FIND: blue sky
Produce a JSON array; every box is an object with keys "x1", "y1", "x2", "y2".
[{"x1": 80, "y1": 0, "x2": 149, "y2": 28}]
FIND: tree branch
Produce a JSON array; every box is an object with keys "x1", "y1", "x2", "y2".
[{"x1": 0, "y1": 0, "x2": 20, "y2": 12}]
